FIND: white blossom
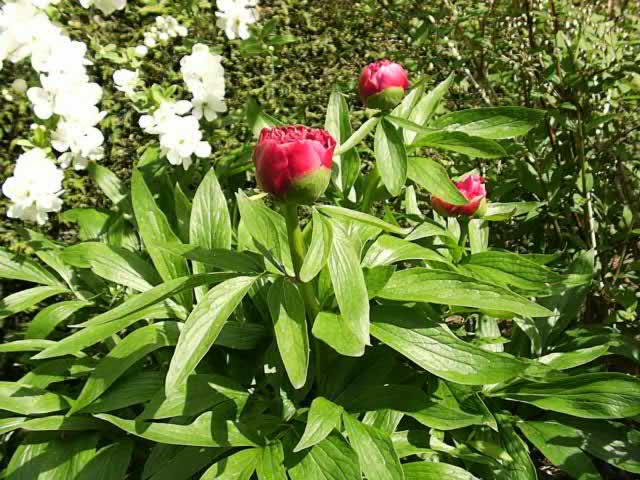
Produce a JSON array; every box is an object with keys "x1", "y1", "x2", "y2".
[
  {"x1": 159, "y1": 115, "x2": 211, "y2": 170},
  {"x1": 142, "y1": 16, "x2": 187, "y2": 50},
  {"x1": 0, "y1": 1, "x2": 60, "y2": 67},
  {"x1": 51, "y1": 119, "x2": 105, "y2": 169},
  {"x1": 134, "y1": 45, "x2": 148, "y2": 57},
  {"x1": 180, "y1": 44, "x2": 226, "y2": 121},
  {"x1": 113, "y1": 68, "x2": 139, "y2": 96},
  {"x1": 215, "y1": 0, "x2": 258, "y2": 40},
  {"x1": 78, "y1": 0, "x2": 126, "y2": 15},
  {"x1": 138, "y1": 100, "x2": 192, "y2": 135},
  {"x1": 1, "y1": 148, "x2": 64, "y2": 224}
]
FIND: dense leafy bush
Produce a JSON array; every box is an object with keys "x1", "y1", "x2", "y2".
[{"x1": 0, "y1": 0, "x2": 639, "y2": 479}]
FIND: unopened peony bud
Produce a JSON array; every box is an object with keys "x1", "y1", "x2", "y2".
[
  {"x1": 358, "y1": 60, "x2": 410, "y2": 110},
  {"x1": 253, "y1": 125, "x2": 335, "y2": 204},
  {"x1": 432, "y1": 174, "x2": 487, "y2": 217}
]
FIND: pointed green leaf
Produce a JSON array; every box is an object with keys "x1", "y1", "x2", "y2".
[
  {"x1": 268, "y1": 278, "x2": 309, "y2": 389},
  {"x1": 166, "y1": 276, "x2": 257, "y2": 394},
  {"x1": 343, "y1": 412, "x2": 405, "y2": 480},
  {"x1": 375, "y1": 119, "x2": 408, "y2": 196},
  {"x1": 294, "y1": 397, "x2": 343, "y2": 452},
  {"x1": 407, "y1": 157, "x2": 468, "y2": 205}
]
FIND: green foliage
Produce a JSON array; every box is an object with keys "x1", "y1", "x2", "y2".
[{"x1": 1, "y1": 1, "x2": 640, "y2": 478}]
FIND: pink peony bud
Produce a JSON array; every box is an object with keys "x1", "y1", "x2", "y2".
[
  {"x1": 253, "y1": 125, "x2": 336, "y2": 204},
  {"x1": 358, "y1": 60, "x2": 410, "y2": 110},
  {"x1": 432, "y1": 174, "x2": 487, "y2": 217}
]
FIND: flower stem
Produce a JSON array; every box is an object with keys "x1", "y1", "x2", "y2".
[{"x1": 282, "y1": 202, "x2": 320, "y2": 321}]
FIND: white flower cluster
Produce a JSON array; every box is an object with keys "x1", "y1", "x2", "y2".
[
  {"x1": 180, "y1": 44, "x2": 226, "y2": 121},
  {"x1": 78, "y1": 0, "x2": 126, "y2": 16},
  {"x1": 215, "y1": 0, "x2": 258, "y2": 40},
  {"x1": 139, "y1": 15, "x2": 188, "y2": 54},
  {"x1": 113, "y1": 68, "x2": 141, "y2": 97},
  {"x1": 136, "y1": 43, "x2": 225, "y2": 170},
  {"x1": 139, "y1": 100, "x2": 211, "y2": 170},
  {"x1": 1, "y1": 0, "x2": 106, "y2": 223},
  {"x1": 2, "y1": 148, "x2": 64, "y2": 225}
]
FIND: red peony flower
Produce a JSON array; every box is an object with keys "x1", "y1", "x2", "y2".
[
  {"x1": 253, "y1": 125, "x2": 336, "y2": 203},
  {"x1": 432, "y1": 174, "x2": 487, "y2": 217},
  {"x1": 358, "y1": 60, "x2": 410, "y2": 110}
]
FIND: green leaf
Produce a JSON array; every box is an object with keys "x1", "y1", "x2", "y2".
[
  {"x1": 82, "y1": 242, "x2": 160, "y2": 292},
  {"x1": 294, "y1": 397, "x2": 343, "y2": 452},
  {"x1": 215, "y1": 321, "x2": 267, "y2": 350},
  {"x1": 552, "y1": 417, "x2": 640, "y2": 473},
  {"x1": 71, "y1": 322, "x2": 182, "y2": 413},
  {"x1": 317, "y1": 205, "x2": 410, "y2": 235},
  {"x1": 173, "y1": 181, "x2": 192, "y2": 243},
  {"x1": 537, "y1": 345, "x2": 610, "y2": 370},
  {"x1": 200, "y1": 448, "x2": 258, "y2": 480},
  {"x1": 268, "y1": 278, "x2": 309, "y2": 389},
  {"x1": 25, "y1": 300, "x2": 92, "y2": 339},
  {"x1": 392, "y1": 77, "x2": 426, "y2": 120},
  {"x1": 518, "y1": 421, "x2": 602, "y2": 480},
  {"x1": 148, "y1": 447, "x2": 227, "y2": 480},
  {"x1": 405, "y1": 73, "x2": 454, "y2": 143},
  {"x1": 363, "y1": 235, "x2": 449, "y2": 268},
  {"x1": 0, "y1": 285, "x2": 68, "y2": 320},
  {"x1": 256, "y1": 441, "x2": 287, "y2": 480},
  {"x1": 83, "y1": 370, "x2": 164, "y2": 413},
  {"x1": 157, "y1": 243, "x2": 264, "y2": 273},
  {"x1": 246, "y1": 97, "x2": 281, "y2": 138},
  {"x1": 77, "y1": 273, "x2": 228, "y2": 328},
  {"x1": 333, "y1": 116, "x2": 380, "y2": 156},
  {"x1": 288, "y1": 434, "x2": 361, "y2": 480},
  {"x1": 95, "y1": 412, "x2": 261, "y2": 447},
  {"x1": 76, "y1": 440, "x2": 135, "y2": 480},
  {"x1": 326, "y1": 90, "x2": 360, "y2": 193},
  {"x1": 0, "y1": 247, "x2": 62, "y2": 285},
  {"x1": 165, "y1": 276, "x2": 257, "y2": 394},
  {"x1": 237, "y1": 192, "x2": 293, "y2": 275},
  {"x1": 300, "y1": 209, "x2": 332, "y2": 283},
  {"x1": 370, "y1": 306, "x2": 527, "y2": 385},
  {"x1": 386, "y1": 115, "x2": 432, "y2": 134},
  {"x1": 19, "y1": 357, "x2": 95, "y2": 388},
  {"x1": 403, "y1": 462, "x2": 480, "y2": 480},
  {"x1": 375, "y1": 118, "x2": 408, "y2": 196},
  {"x1": 0, "y1": 382, "x2": 69, "y2": 414},
  {"x1": 32, "y1": 300, "x2": 188, "y2": 360},
  {"x1": 491, "y1": 373, "x2": 640, "y2": 419},
  {"x1": 88, "y1": 162, "x2": 131, "y2": 213},
  {"x1": 132, "y1": 169, "x2": 192, "y2": 309},
  {"x1": 327, "y1": 220, "x2": 370, "y2": 351},
  {"x1": 482, "y1": 202, "x2": 543, "y2": 221},
  {"x1": 464, "y1": 250, "x2": 567, "y2": 292},
  {"x1": 468, "y1": 219, "x2": 489, "y2": 254},
  {"x1": 312, "y1": 311, "x2": 366, "y2": 357},
  {"x1": 343, "y1": 412, "x2": 405, "y2": 480},
  {"x1": 4, "y1": 433, "x2": 98, "y2": 480},
  {"x1": 432, "y1": 107, "x2": 546, "y2": 139},
  {"x1": 0, "y1": 415, "x2": 104, "y2": 435},
  {"x1": 413, "y1": 131, "x2": 506, "y2": 158},
  {"x1": 342, "y1": 382, "x2": 493, "y2": 431},
  {"x1": 190, "y1": 168, "x2": 233, "y2": 300},
  {"x1": 0, "y1": 339, "x2": 58, "y2": 353},
  {"x1": 405, "y1": 221, "x2": 456, "y2": 242},
  {"x1": 377, "y1": 268, "x2": 553, "y2": 317},
  {"x1": 498, "y1": 418, "x2": 537, "y2": 480},
  {"x1": 140, "y1": 373, "x2": 248, "y2": 420},
  {"x1": 407, "y1": 157, "x2": 468, "y2": 205}
]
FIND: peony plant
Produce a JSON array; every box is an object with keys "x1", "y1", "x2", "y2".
[{"x1": 0, "y1": 57, "x2": 638, "y2": 480}]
